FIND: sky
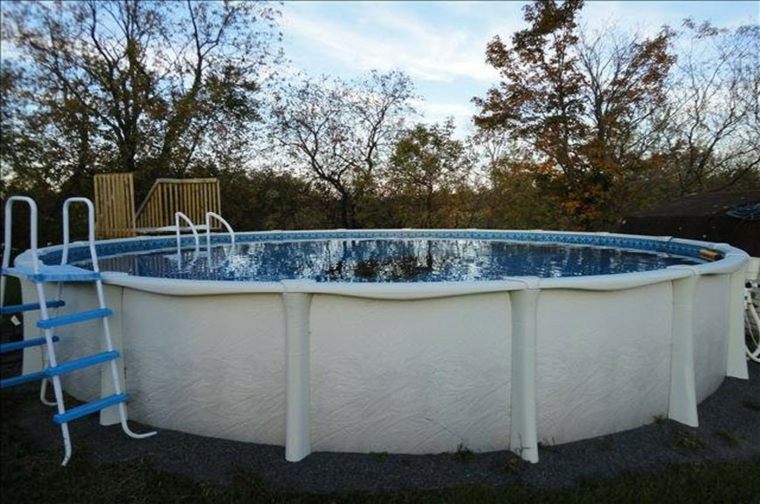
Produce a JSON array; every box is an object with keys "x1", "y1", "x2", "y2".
[{"x1": 280, "y1": 1, "x2": 760, "y2": 135}]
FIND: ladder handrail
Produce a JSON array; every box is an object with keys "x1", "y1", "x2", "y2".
[
  {"x1": 2, "y1": 196, "x2": 39, "y2": 308},
  {"x1": 61, "y1": 197, "x2": 99, "y2": 272},
  {"x1": 205, "y1": 211, "x2": 235, "y2": 255},
  {"x1": 3, "y1": 196, "x2": 39, "y2": 271},
  {"x1": 175, "y1": 211, "x2": 200, "y2": 257}
]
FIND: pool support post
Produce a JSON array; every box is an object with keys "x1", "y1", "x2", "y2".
[
  {"x1": 727, "y1": 265, "x2": 749, "y2": 379},
  {"x1": 282, "y1": 287, "x2": 313, "y2": 462},
  {"x1": 668, "y1": 271, "x2": 699, "y2": 426},
  {"x1": 509, "y1": 282, "x2": 540, "y2": 463}
]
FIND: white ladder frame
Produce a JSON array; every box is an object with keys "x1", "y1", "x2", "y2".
[
  {"x1": 1, "y1": 197, "x2": 59, "y2": 406},
  {"x1": 2, "y1": 196, "x2": 40, "y2": 306},
  {"x1": 2, "y1": 196, "x2": 156, "y2": 465},
  {"x1": 55, "y1": 197, "x2": 156, "y2": 464},
  {"x1": 174, "y1": 211, "x2": 201, "y2": 269}
]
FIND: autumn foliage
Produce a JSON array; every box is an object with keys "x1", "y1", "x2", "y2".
[{"x1": 474, "y1": 0, "x2": 680, "y2": 229}]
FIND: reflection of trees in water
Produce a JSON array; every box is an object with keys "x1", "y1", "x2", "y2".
[
  {"x1": 347, "y1": 240, "x2": 447, "y2": 281},
  {"x1": 84, "y1": 239, "x2": 701, "y2": 282}
]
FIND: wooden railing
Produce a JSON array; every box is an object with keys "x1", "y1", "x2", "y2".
[
  {"x1": 94, "y1": 173, "x2": 136, "y2": 238},
  {"x1": 134, "y1": 178, "x2": 221, "y2": 232}
]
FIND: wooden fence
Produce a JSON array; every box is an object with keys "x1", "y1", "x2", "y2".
[
  {"x1": 134, "y1": 178, "x2": 221, "y2": 232},
  {"x1": 94, "y1": 172, "x2": 136, "y2": 238}
]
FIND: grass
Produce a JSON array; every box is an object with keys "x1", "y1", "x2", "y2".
[
  {"x1": 496, "y1": 455, "x2": 522, "y2": 475},
  {"x1": 452, "y1": 443, "x2": 475, "y2": 464},
  {"x1": 669, "y1": 430, "x2": 705, "y2": 453},
  {"x1": 2, "y1": 403, "x2": 759, "y2": 504},
  {"x1": 712, "y1": 430, "x2": 740, "y2": 447},
  {"x1": 369, "y1": 451, "x2": 389, "y2": 462}
]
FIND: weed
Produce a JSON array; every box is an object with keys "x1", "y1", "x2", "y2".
[
  {"x1": 713, "y1": 430, "x2": 740, "y2": 447},
  {"x1": 453, "y1": 443, "x2": 475, "y2": 464},
  {"x1": 497, "y1": 456, "x2": 522, "y2": 475},
  {"x1": 369, "y1": 451, "x2": 389, "y2": 462},
  {"x1": 670, "y1": 430, "x2": 705, "y2": 452}
]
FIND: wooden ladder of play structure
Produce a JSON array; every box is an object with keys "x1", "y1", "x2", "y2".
[{"x1": 93, "y1": 173, "x2": 222, "y2": 238}]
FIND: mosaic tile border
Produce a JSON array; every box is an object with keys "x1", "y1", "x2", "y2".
[{"x1": 38, "y1": 229, "x2": 711, "y2": 266}]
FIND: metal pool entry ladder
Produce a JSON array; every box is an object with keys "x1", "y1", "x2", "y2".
[{"x1": 1, "y1": 196, "x2": 156, "y2": 465}]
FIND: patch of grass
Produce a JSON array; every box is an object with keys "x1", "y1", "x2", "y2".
[
  {"x1": 497, "y1": 455, "x2": 522, "y2": 475},
  {"x1": 669, "y1": 430, "x2": 705, "y2": 453},
  {"x1": 399, "y1": 457, "x2": 413, "y2": 467},
  {"x1": 369, "y1": 451, "x2": 389, "y2": 462},
  {"x1": 453, "y1": 443, "x2": 476, "y2": 464},
  {"x1": 712, "y1": 430, "x2": 740, "y2": 447},
  {"x1": 741, "y1": 400, "x2": 760, "y2": 412}
]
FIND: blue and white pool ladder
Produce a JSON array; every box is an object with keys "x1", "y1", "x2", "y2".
[
  {"x1": 173, "y1": 210, "x2": 235, "y2": 268},
  {"x1": 1, "y1": 196, "x2": 156, "y2": 465}
]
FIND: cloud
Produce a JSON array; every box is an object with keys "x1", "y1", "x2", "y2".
[
  {"x1": 413, "y1": 100, "x2": 476, "y2": 135},
  {"x1": 278, "y1": 1, "x2": 758, "y2": 134},
  {"x1": 281, "y1": 2, "x2": 509, "y2": 83}
]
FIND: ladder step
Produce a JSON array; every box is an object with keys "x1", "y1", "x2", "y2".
[
  {"x1": 2, "y1": 265, "x2": 101, "y2": 283},
  {"x1": 53, "y1": 393, "x2": 129, "y2": 424},
  {"x1": 37, "y1": 308, "x2": 112, "y2": 329},
  {"x1": 0, "y1": 335, "x2": 59, "y2": 354},
  {"x1": 45, "y1": 351, "x2": 120, "y2": 377},
  {"x1": 0, "y1": 369, "x2": 48, "y2": 389},
  {"x1": 0, "y1": 300, "x2": 65, "y2": 315}
]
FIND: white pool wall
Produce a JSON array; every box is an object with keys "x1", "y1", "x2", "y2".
[{"x1": 15, "y1": 229, "x2": 749, "y2": 464}]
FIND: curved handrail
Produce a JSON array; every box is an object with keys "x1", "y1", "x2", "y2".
[
  {"x1": 205, "y1": 212, "x2": 236, "y2": 256},
  {"x1": 175, "y1": 212, "x2": 200, "y2": 259},
  {"x1": 62, "y1": 197, "x2": 98, "y2": 271},
  {"x1": 2, "y1": 196, "x2": 39, "y2": 307}
]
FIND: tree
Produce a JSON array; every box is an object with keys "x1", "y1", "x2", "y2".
[
  {"x1": 270, "y1": 71, "x2": 415, "y2": 228},
  {"x1": 1, "y1": 0, "x2": 281, "y2": 201},
  {"x1": 663, "y1": 20, "x2": 760, "y2": 194},
  {"x1": 474, "y1": 0, "x2": 675, "y2": 229},
  {"x1": 387, "y1": 119, "x2": 471, "y2": 227}
]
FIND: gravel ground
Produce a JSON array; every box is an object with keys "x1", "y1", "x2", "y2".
[{"x1": 3, "y1": 359, "x2": 759, "y2": 494}]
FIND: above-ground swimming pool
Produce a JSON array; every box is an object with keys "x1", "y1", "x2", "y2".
[{"x1": 15, "y1": 229, "x2": 749, "y2": 463}]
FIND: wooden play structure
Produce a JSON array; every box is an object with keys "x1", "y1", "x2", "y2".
[
  {"x1": 94, "y1": 173, "x2": 221, "y2": 238},
  {"x1": 93, "y1": 173, "x2": 136, "y2": 238}
]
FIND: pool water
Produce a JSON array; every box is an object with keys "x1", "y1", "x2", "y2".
[{"x1": 83, "y1": 239, "x2": 704, "y2": 282}]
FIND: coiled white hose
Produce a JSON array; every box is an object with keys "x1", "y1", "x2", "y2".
[{"x1": 746, "y1": 282, "x2": 760, "y2": 363}]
